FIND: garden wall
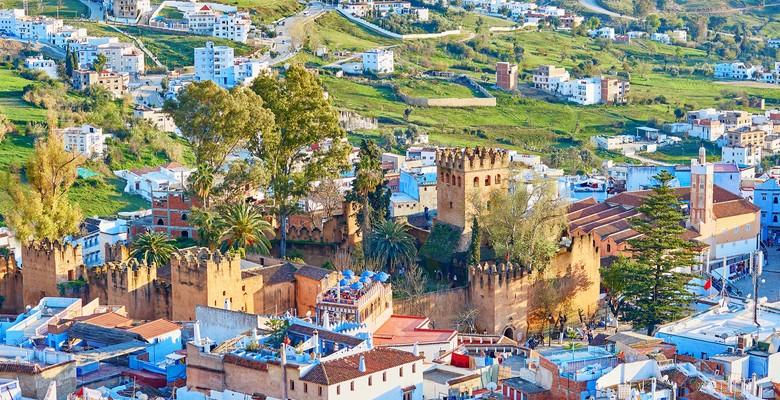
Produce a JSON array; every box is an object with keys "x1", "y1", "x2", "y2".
[{"x1": 393, "y1": 286, "x2": 468, "y2": 329}]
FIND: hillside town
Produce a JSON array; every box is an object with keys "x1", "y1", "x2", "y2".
[{"x1": 3, "y1": 0, "x2": 780, "y2": 398}]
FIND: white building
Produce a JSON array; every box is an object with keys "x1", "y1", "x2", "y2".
[
  {"x1": 185, "y1": 5, "x2": 217, "y2": 35},
  {"x1": 650, "y1": 32, "x2": 670, "y2": 44},
  {"x1": 689, "y1": 119, "x2": 726, "y2": 142},
  {"x1": 560, "y1": 77, "x2": 602, "y2": 105},
  {"x1": 114, "y1": 162, "x2": 194, "y2": 200},
  {"x1": 715, "y1": 62, "x2": 759, "y2": 80},
  {"x1": 768, "y1": 38, "x2": 780, "y2": 48},
  {"x1": 194, "y1": 41, "x2": 268, "y2": 88},
  {"x1": 0, "y1": 8, "x2": 24, "y2": 34},
  {"x1": 17, "y1": 16, "x2": 63, "y2": 42},
  {"x1": 51, "y1": 25, "x2": 88, "y2": 47},
  {"x1": 24, "y1": 55, "x2": 57, "y2": 78},
  {"x1": 362, "y1": 49, "x2": 394, "y2": 75},
  {"x1": 212, "y1": 12, "x2": 252, "y2": 43},
  {"x1": 588, "y1": 26, "x2": 615, "y2": 40},
  {"x1": 722, "y1": 145, "x2": 762, "y2": 166},
  {"x1": 97, "y1": 41, "x2": 145, "y2": 75},
  {"x1": 668, "y1": 29, "x2": 687, "y2": 42},
  {"x1": 59, "y1": 124, "x2": 105, "y2": 158},
  {"x1": 69, "y1": 217, "x2": 128, "y2": 266}
]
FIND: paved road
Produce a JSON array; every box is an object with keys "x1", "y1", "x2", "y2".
[
  {"x1": 76, "y1": 0, "x2": 104, "y2": 21},
  {"x1": 578, "y1": 0, "x2": 636, "y2": 20},
  {"x1": 260, "y1": 2, "x2": 329, "y2": 65}
]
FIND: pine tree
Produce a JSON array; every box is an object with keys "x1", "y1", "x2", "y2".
[
  {"x1": 468, "y1": 216, "x2": 481, "y2": 266},
  {"x1": 620, "y1": 170, "x2": 697, "y2": 335}
]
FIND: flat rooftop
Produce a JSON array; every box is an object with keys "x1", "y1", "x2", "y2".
[
  {"x1": 373, "y1": 315, "x2": 456, "y2": 346},
  {"x1": 656, "y1": 300, "x2": 780, "y2": 344}
]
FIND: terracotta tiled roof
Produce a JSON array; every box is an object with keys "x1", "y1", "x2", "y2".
[
  {"x1": 373, "y1": 315, "x2": 457, "y2": 346},
  {"x1": 0, "y1": 362, "x2": 41, "y2": 374},
  {"x1": 567, "y1": 198, "x2": 597, "y2": 214},
  {"x1": 73, "y1": 312, "x2": 132, "y2": 329},
  {"x1": 127, "y1": 319, "x2": 180, "y2": 341},
  {"x1": 252, "y1": 263, "x2": 298, "y2": 285},
  {"x1": 713, "y1": 200, "x2": 760, "y2": 218},
  {"x1": 301, "y1": 348, "x2": 422, "y2": 385}
]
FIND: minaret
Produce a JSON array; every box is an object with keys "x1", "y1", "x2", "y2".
[{"x1": 690, "y1": 146, "x2": 714, "y2": 232}]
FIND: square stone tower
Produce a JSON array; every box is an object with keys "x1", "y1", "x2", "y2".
[
  {"x1": 435, "y1": 147, "x2": 510, "y2": 232},
  {"x1": 22, "y1": 240, "x2": 83, "y2": 308}
]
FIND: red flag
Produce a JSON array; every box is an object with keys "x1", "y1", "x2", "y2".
[{"x1": 704, "y1": 278, "x2": 712, "y2": 290}]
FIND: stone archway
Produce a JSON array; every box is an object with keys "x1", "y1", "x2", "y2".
[{"x1": 502, "y1": 326, "x2": 514, "y2": 340}]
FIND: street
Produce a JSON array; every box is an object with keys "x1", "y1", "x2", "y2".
[
  {"x1": 260, "y1": 2, "x2": 329, "y2": 65},
  {"x1": 731, "y1": 246, "x2": 780, "y2": 302}
]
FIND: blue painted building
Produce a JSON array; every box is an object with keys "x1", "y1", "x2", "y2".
[
  {"x1": 623, "y1": 163, "x2": 743, "y2": 195},
  {"x1": 754, "y1": 178, "x2": 780, "y2": 241},
  {"x1": 390, "y1": 166, "x2": 437, "y2": 218}
]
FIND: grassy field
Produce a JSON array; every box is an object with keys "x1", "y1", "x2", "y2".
[
  {"x1": 0, "y1": 0, "x2": 88, "y2": 18},
  {"x1": 211, "y1": 0, "x2": 302, "y2": 23},
  {"x1": 69, "y1": 176, "x2": 150, "y2": 217},
  {"x1": 73, "y1": 22, "x2": 256, "y2": 68},
  {"x1": 398, "y1": 79, "x2": 482, "y2": 99},
  {"x1": 0, "y1": 69, "x2": 48, "y2": 126},
  {"x1": 156, "y1": 6, "x2": 184, "y2": 20},
  {"x1": 305, "y1": 12, "x2": 398, "y2": 52}
]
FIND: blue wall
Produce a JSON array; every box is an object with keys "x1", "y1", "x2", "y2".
[
  {"x1": 655, "y1": 332, "x2": 732, "y2": 359},
  {"x1": 754, "y1": 179, "x2": 780, "y2": 240}
]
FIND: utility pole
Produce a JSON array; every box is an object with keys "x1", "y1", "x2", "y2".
[{"x1": 753, "y1": 251, "x2": 764, "y2": 327}]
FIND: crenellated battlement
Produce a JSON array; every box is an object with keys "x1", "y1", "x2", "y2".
[
  {"x1": 170, "y1": 247, "x2": 238, "y2": 272},
  {"x1": 468, "y1": 261, "x2": 530, "y2": 290},
  {"x1": 435, "y1": 147, "x2": 510, "y2": 172},
  {"x1": 0, "y1": 253, "x2": 19, "y2": 275},
  {"x1": 104, "y1": 242, "x2": 130, "y2": 263},
  {"x1": 90, "y1": 257, "x2": 158, "y2": 276},
  {"x1": 22, "y1": 239, "x2": 81, "y2": 261}
]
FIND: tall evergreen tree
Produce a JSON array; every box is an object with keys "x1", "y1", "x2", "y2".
[
  {"x1": 621, "y1": 170, "x2": 697, "y2": 335},
  {"x1": 468, "y1": 216, "x2": 481, "y2": 266},
  {"x1": 347, "y1": 139, "x2": 384, "y2": 244}
]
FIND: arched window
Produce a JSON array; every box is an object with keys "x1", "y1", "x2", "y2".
[
  {"x1": 607, "y1": 244, "x2": 611, "y2": 252},
  {"x1": 473, "y1": 177, "x2": 479, "y2": 187},
  {"x1": 457, "y1": 176, "x2": 461, "y2": 187},
  {"x1": 181, "y1": 213, "x2": 188, "y2": 221},
  {"x1": 496, "y1": 174, "x2": 502, "y2": 184},
  {"x1": 485, "y1": 175, "x2": 491, "y2": 186},
  {"x1": 157, "y1": 218, "x2": 165, "y2": 225},
  {"x1": 181, "y1": 231, "x2": 189, "y2": 238},
  {"x1": 445, "y1": 173, "x2": 450, "y2": 185}
]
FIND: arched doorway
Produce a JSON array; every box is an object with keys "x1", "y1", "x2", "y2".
[{"x1": 503, "y1": 327, "x2": 514, "y2": 340}]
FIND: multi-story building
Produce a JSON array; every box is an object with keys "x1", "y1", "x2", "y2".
[
  {"x1": 588, "y1": 26, "x2": 615, "y2": 40},
  {"x1": 114, "y1": 161, "x2": 194, "y2": 201},
  {"x1": 668, "y1": 29, "x2": 687, "y2": 42},
  {"x1": 194, "y1": 41, "x2": 268, "y2": 88},
  {"x1": 111, "y1": 0, "x2": 151, "y2": 21},
  {"x1": 720, "y1": 110, "x2": 753, "y2": 129},
  {"x1": 689, "y1": 119, "x2": 726, "y2": 141},
  {"x1": 184, "y1": 5, "x2": 217, "y2": 35},
  {"x1": 148, "y1": 190, "x2": 198, "y2": 240},
  {"x1": 58, "y1": 124, "x2": 105, "y2": 158},
  {"x1": 722, "y1": 145, "x2": 762, "y2": 166},
  {"x1": 0, "y1": 8, "x2": 24, "y2": 33},
  {"x1": 715, "y1": 62, "x2": 759, "y2": 80},
  {"x1": 17, "y1": 16, "x2": 63, "y2": 42},
  {"x1": 753, "y1": 178, "x2": 780, "y2": 240},
  {"x1": 72, "y1": 36, "x2": 118, "y2": 67},
  {"x1": 24, "y1": 55, "x2": 57, "y2": 78},
  {"x1": 71, "y1": 69, "x2": 130, "y2": 97},
  {"x1": 69, "y1": 217, "x2": 128, "y2": 266},
  {"x1": 362, "y1": 49, "x2": 394, "y2": 74},
  {"x1": 495, "y1": 61, "x2": 518, "y2": 91},
  {"x1": 560, "y1": 77, "x2": 602, "y2": 105},
  {"x1": 600, "y1": 77, "x2": 630, "y2": 104},
  {"x1": 725, "y1": 129, "x2": 766, "y2": 148},
  {"x1": 390, "y1": 166, "x2": 437, "y2": 218},
  {"x1": 212, "y1": 12, "x2": 252, "y2": 43},
  {"x1": 51, "y1": 25, "x2": 87, "y2": 47},
  {"x1": 96, "y1": 41, "x2": 145, "y2": 75},
  {"x1": 532, "y1": 65, "x2": 570, "y2": 92}
]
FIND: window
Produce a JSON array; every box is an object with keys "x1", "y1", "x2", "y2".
[
  {"x1": 304, "y1": 383, "x2": 308, "y2": 393},
  {"x1": 607, "y1": 244, "x2": 611, "y2": 252},
  {"x1": 774, "y1": 215, "x2": 778, "y2": 223},
  {"x1": 403, "y1": 391, "x2": 414, "y2": 400},
  {"x1": 399, "y1": 367, "x2": 403, "y2": 377},
  {"x1": 412, "y1": 363, "x2": 416, "y2": 373},
  {"x1": 350, "y1": 382, "x2": 355, "y2": 391},
  {"x1": 449, "y1": 201, "x2": 453, "y2": 209},
  {"x1": 485, "y1": 176, "x2": 491, "y2": 186},
  {"x1": 336, "y1": 385, "x2": 340, "y2": 395},
  {"x1": 383, "y1": 372, "x2": 387, "y2": 382},
  {"x1": 763, "y1": 193, "x2": 767, "y2": 201},
  {"x1": 368, "y1": 376, "x2": 373, "y2": 386},
  {"x1": 157, "y1": 218, "x2": 165, "y2": 225},
  {"x1": 289, "y1": 380, "x2": 295, "y2": 391},
  {"x1": 774, "y1": 196, "x2": 778, "y2": 204},
  {"x1": 182, "y1": 213, "x2": 188, "y2": 221},
  {"x1": 318, "y1": 387, "x2": 323, "y2": 396},
  {"x1": 473, "y1": 177, "x2": 479, "y2": 187},
  {"x1": 496, "y1": 174, "x2": 501, "y2": 184}
]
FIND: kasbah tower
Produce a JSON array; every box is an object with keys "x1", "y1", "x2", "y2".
[{"x1": 433, "y1": 147, "x2": 600, "y2": 337}]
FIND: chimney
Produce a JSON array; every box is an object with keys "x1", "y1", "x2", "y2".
[
  {"x1": 412, "y1": 342, "x2": 419, "y2": 356},
  {"x1": 358, "y1": 354, "x2": 366, "y2": 373},
  {"x1": 193, "y1": 320, "x2": 202, "y2": 345}
]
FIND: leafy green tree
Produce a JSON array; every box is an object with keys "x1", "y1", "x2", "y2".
[
  {"x1": 587, "y1": 16, "x2": 600, "y2": 30},
  {"x1": 366, "y1": 220, "x2": 417, "y2": 272},
  {"x1": 130, "y1": 232, "x2": 176, "y2": 266},
  {"x1": 189, "y1": 163, "x2": 215, "y2": 208},
  {"x1": 190, "y1": 209, "x2": 226, "y2": 251},
  {"x1": 249, "y1": 65, "x2": 349, "y2": 258},
  {"x1": 634, "y1": 0, "x2": 655, "y2": 18},
  {"x1": 601, "y1": 256, "x2": 633, "y2": 329},
  {"x1": 92, "y1": 54, "x2": 108, "y2": 72},
  {"x1": 3, "y1": 133, "x2": 83, "y2": 242},
  {"x1": 217, "y1": 202, "x2": 273, "y2": 256},
  {"x1": 619, "y1": 170, "x2": 697, "y2": 334},
  {"x1": 645, "y1": 14, "x2": 661, "y2": 33},
  {"x1": 165, "y1": 81, "x2": 274, "y2": 178},
  {"x1": 479, "y1": 179, "x2": 566, "y2": 271}
]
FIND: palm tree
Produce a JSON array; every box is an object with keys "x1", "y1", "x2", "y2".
[
  {"x1": 190, "y1": 163, "x2": 215, "y2": 208},
  {"x1": 190, "y1": 208, "x2": 226, "y2": 251},
  {"x1": 130, "y1": 232, "x2": 176, "y2": 266},
  {"x1": 218, "y1": 202, "x2": 273, "y2": 256},
  {"x1": 367, "y1": 220, "x2": 417, "y2": 272}
]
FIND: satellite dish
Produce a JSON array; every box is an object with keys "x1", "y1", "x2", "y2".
[{"x1": 306, "y1": 310, "x2": 312, "y2": 317}]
